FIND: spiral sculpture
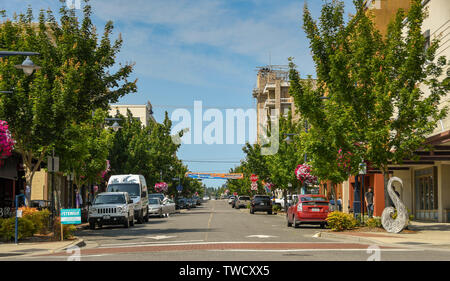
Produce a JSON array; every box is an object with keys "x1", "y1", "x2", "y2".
[{"x1": 381, "y1": 177, "x2": 409, "y2": 233}]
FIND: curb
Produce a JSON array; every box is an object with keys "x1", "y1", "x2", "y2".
[
  {"x1": 52, "y1": 237, "x2": 86, "y2": 254},
  {"x1": 317, "y1": 231, "x2": 383, "y2": 245}
]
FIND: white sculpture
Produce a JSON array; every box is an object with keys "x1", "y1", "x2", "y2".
[{"x1": 381, "y1": 177, "x2": 409, "y2": 233}]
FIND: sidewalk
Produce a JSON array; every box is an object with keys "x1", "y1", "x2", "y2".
[
  {"x1": 317, "y1": 221, "x2": 450, "y2": 250},
  {"x1": 0, "y1": 237, "x2": 85, "y2": 258}
]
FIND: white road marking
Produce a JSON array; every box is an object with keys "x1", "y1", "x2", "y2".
[
  {"x1": 146, "y1": 235, "x2": 177, "y2": 240},
  {"x1": 246, "y1": 235, "x2": 278, "y2": 238},
  {"x1": 99, "y1": 240, "x2": 204, "y2": 248}
]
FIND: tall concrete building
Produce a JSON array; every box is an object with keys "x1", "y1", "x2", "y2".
[
  {"x1": 252, "y1": 66, "x2": 298, "y2": 142},
  {"x1": 109, "y1": 101, "x2": 156, "y2": 127}
]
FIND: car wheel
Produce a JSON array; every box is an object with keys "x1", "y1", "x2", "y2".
[
  {"x1": 287, "y1": 215, "x2": 292, "y2": 227},
  {"x1": 137, "y1": 210, "x2": 144, "y2": 224},
  {"x1": 293, "y1": 216, "x2": 299, "y2": 228},
  {"x1": 144, "y1": 208, "x2": 149, "y2": 223},
  {"x1": 267, "y1": 211, "x2": 272, "y2": 215},
  {"x1": 89, "y1": 222, "x2": 95, "y2": 230}
]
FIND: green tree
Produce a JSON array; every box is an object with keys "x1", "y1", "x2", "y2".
[
  {"x1": 291, "y1": 0, "x2": 449, "y2": 206},
  {"x1": 58, "y1": 109, "x2": 112, "y2": 191},
  {"x1": 0, "y1": 2, "x2": 136, "y2": 196}
]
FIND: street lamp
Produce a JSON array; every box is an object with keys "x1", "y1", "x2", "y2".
[
  {"x1": 15, "y1": 56, "x2": 41, "y2": 76},
  {"x1": 0, "y1": 51, "x2": 41, "y2": 92},
  {"x1": 105, "y1": 117, "x2": 122, "y2": 132}
]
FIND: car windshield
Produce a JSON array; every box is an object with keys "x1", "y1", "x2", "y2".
[
  {"x1": 107, "y1": 184, "x2": 140, "y2": 197},
  {"x1": 94, "y1": 194, "x2": 126, "y2": 205},
  {"x1": 239, "y1": 196, "x2": 250, "y2": 200},
  {"x1": 301, "y1": 196, "x2": 328, "y2": 202},
  {"x1": 149, "y1": 194, "x2": 165, "y2": 201},
  {"x1": 149, "y1": 198, "x2": 160, "y2": 205},
  {"x1": 254, "y1": 196, "x2": 270, "y2": 201}
]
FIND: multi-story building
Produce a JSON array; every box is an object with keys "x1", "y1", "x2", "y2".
[
  {"x1": 389, "y1": 0, "x2": 450, "y2": 223},
  {"x1": 109, "y1": 101, "x2": 156, "y2": 127},
  {"x1": 365, "y1": 0, "x2": 412, "y2": 36},
  {"x1": 340, "y1": 0, "x2": 450, "y2": 222},
  {"x1": 253, "y1": 65, "x2": 298, "y2": 143}
]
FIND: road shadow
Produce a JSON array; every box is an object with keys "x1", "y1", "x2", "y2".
[
  {"x1": 408, "y1": 223, "x2": 450, "y2": 231},
  {"x1": 75, "y1": 226, "x2": 217, "y2": 238}
]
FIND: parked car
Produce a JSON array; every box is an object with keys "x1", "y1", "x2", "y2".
[
  {"x1": 162, "y1": 198, "x2": 176, "y2": 215},
  {"x1": 203, "y1": 196, "x2": 210, "y2": 201},
  {"x1": 88, "y1": 192, "x2": 134, "y2": 229},
  {"x1": 107, "y1": 174, "x2": 149, "y2": 224},
  {"x1": 234, "y1": 195, "x2": 251, "y2": 209},
  {"x1": 149, "y1": 193, "x2": 165, "y2": 202},
  {"x1": 176, "y1": 198, "x2": 190, "y2": 209},
  {"x1": 250, "y1": 195, "x2": 272, "y2": 214},
  {"x1": 192, "y1": 196, "x2": 201, "y2": 206},
  {"x1": 274, "y1": 194, "x2": 298, "y2": 209},
  {"x1": 286, "y1": 194, "x2": 330, "y2": 228},
  {"x1": 227, "y1": 196, "x2": 235, "y2": 204},
  {"x1": 187, "y1": 198, "x2": 196, "y2": 208},
  {"x1": 148, "y1": 197, "x2": 164, "y2": 217},
  {"x1": 231, "y1": 196, "x2": 238, "y2": 208}
]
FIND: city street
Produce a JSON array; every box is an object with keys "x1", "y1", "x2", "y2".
[{"x1": 7, "y1": 200, "x2": 450, "y2": 261}]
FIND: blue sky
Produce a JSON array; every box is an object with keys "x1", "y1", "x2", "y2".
[{"x1": 3, "y1": 0, "x2": 357, "y2": 188}]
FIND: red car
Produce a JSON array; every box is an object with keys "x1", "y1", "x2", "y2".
[{"x1": 286, "y1": 194, "x2": 330, "y2": 228}]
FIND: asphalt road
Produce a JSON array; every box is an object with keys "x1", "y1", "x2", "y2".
[{"x1": 12, "y1": 200, "x2": 450, "y2": 261}]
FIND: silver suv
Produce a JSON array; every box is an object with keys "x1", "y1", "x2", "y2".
[
  {"x1": 88, "y1": 192, "x2": 134, "y2": 229},
  {"x1": 234, "y1": 195, "x2": 251, "y2": 209}
]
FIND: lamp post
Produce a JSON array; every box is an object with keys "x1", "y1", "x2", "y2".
[
  {"x1": 359, "y1": 162, "x2": 367, "y2": 224},
  {"x1": 284, "y1": 96, "x2": 329, "y2": 195},
  {"x1": 15, "y1": 193, "x2": 25, "y2": 244}
]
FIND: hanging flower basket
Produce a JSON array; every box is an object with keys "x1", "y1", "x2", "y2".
[
  {"x1": 295, "y1": 164, "x2": 318, "y2": 186},
  {"x1": 337, "y1": 148, "x2": 353, "y2": 172},
  {"x1": 0, "y1": 120, "x2": 14, "y2": 158},
  {"x1": 154, "y1": 182, "x2": 168, "y2": 193},
  {"x1": 100, "y1": 160, "x2": 111, "y2": 178}
]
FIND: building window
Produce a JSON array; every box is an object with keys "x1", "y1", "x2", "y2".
[
  {"x1": 415, "y1": 167, "x2": 438, "y2": 210},
  {"x1": 423, "y1": 29, "x2": 431, "y2": 51}
]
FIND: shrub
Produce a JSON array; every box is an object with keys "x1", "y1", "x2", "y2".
[
  {"x1": 272, "y1": 204, "x2": 281, "y2": 212},
  {"x1": 326, "y1": 211, "x2": 357, "y2": 231},
  {"x1": 53, "y1": 217, "x2": 77, "y2": 240},
  {"x1": 365, "y1": 217, "x2": 382, "y2": 228},
  {"x1": 0, "y1": 217, "x2": 36, "y2": 242},
  {"x1": 23, "y1": 209, "x2": 51, "y2": 234}
]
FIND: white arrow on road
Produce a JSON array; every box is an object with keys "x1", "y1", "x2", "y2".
[
  {"x1": 146, "y1": 235, "x2": 177, "y2": 240},
  {"x1": 246, "y1": 235, "x2": 278, "y2": 239}
]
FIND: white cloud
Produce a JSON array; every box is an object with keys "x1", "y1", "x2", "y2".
[{"x1": 91, "y1": 0, "x2": 313, "y2": 85}]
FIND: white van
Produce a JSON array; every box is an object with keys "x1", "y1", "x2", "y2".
[{"x1": 107, "y1": 174, "x2": 149, "y2": 223}]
